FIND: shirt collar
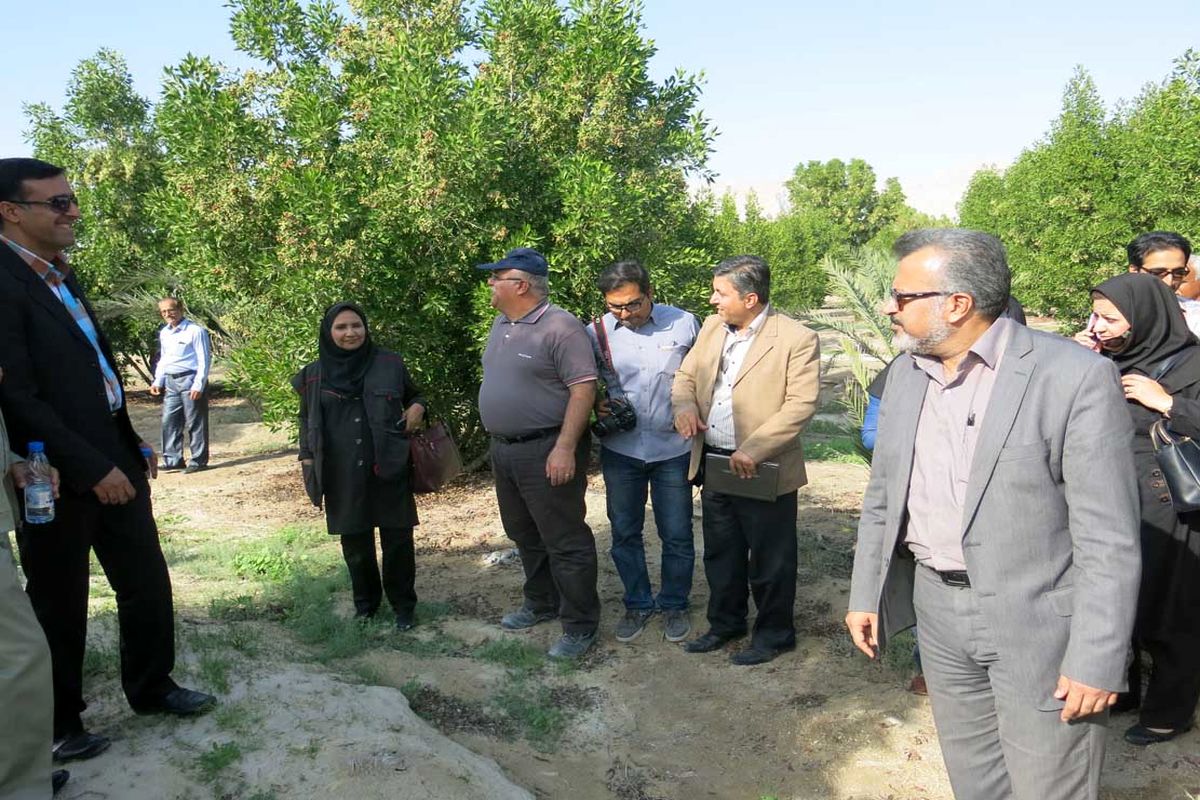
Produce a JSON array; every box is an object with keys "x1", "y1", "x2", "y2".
[
  {"x1": 912, "y1": 315, "x2": 1014, "y2": 380},
  {"x1": 0, "y1": 234, "x2": 71, "y2": 285},
  {"x1": 727, "y1": 303, "x2": 770, "y2": 337},
  {"x1": 506, "y1": 299, "x2": 551, "y2": 324}
]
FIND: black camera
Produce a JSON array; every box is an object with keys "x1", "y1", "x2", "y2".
[{"x1": 591, "y1": 396, "x2": 637, "y2": 438}]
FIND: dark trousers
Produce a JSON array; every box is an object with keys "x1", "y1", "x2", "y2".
[
  {"x1": 16, "y1": 480, "x2": 178, "y2": 738},
  {"x1": 491, "y1": 435, "x2": 599, "y2": 635},
  {"x1": 161, "y1": 372, "x2": 209, "y2": 467},
  {"x1": 1124, "y1": 634, "x2": 1200, "y2": 729},
  {"x1": 700, "y1": 487, "x2": 797, "y2": 649},
  {"x1": 339, "y1": 527, "x2": 417, "y2": 619}
]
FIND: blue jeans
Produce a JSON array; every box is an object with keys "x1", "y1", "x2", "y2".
[{"x1": 600, "y1": 449, "x2": 694, "y2": 611}]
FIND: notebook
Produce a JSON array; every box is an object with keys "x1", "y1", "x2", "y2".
[{"x1": 703, "y1": 453, "x2": 780, "y2": 501}]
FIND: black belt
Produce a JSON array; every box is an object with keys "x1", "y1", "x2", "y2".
[
  {"x1": 703, "y1": 444, "x2": 735, "y2": 456},
  {"x1": 167, "y1": 370, "x2": 195, "y2": 378},
  {"x1": 923, "y1": 563, "x2": 971, "y2": 587},
  {"x1": 490, "y1": 426, "x2": 560, "y2": 445}
]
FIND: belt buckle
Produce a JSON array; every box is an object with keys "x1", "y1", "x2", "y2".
[{"x1": 939, "y1": 570, "x2": 970, "y2": 587}]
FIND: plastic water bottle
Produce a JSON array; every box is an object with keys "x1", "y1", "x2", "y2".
[{"x1": 24, "y1": 441, "x2": 55, "y2": 525}]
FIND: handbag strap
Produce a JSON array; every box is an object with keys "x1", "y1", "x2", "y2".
[
  {"x1": 1151, "y1": 350, "x2": 1188, "y2": 382},
  {"x1": 1150, "y1": 418, "x2": 1190, "y2": 450}
]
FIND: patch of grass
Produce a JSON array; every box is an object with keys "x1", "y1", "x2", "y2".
[
  {"x1": 806, "y1": 436, "x2": 868, "y2": 465},
  {"x1": 231, "y1": 547, "x2": 295, "y2": 581},
  {"x1": 82, "y1": 641, "x2": 120, "y2": 679},
  {"x1": 208, "y1": 594, "x2": 286, "y2": 622},
  {"x1": 346, "y1": 660, "x2": 386, "y2": 686},
  {"x1": 493, "y1": 675, "x2": 568, "y2": 751},
  {"x1": 246, "y1": 791, "x2": 278, "y2": 800},
  {"x1": 391, "y1": 629, "x2": 469, "y2": 659},
  {"x1": 807, "y1": 419, "x2": 854, "y2": 436},
  {"x1": 194, "y1": 740, "x2": 242, "y2": 783},
  {"x1": 473, "y1": 638, "x2": 544, "y2": 673},
  {"x1": 157, "y1": 511, "x2": 190, "y2": 528},
  {"x1": 271, "y1": 569, "x2": 381, "y2": 661},
  {"x1": 881, "y1": 628, "x2": 919, "y2": 675},
  {"x1": 197, "y1": 650, "x2": 233, "y2": 694},
  {"x1": 415, "y1": 600, "x2": 453, "y2": 623},
  {"x1": 796, "y1": 532, "x2": 854, "y2": 582},
  {"x1": 212, "y1": 702, "x2": 261, "y2": 736}
]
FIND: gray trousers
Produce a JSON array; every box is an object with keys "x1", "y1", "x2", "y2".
[
  {"x1": 0, "y1": 539, "x2": 53, "y2": 800},
  {"x1": 913, "y1": 564, "x2": 1107, "y2": 800},
  {"x1": 161, "y1": 372, "x2": 209, "y2": 467}
]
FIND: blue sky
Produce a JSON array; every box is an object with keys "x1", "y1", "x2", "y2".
[{"x1": 3, "y1": 1, "x2": 1196, "y2": 217}]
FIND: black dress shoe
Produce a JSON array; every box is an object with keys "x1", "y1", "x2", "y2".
[
  {"x1": 683, "y1": 631, "x2": 741, "y2": 653},
  {"x1": 730, "y1": 642, "x2": 795, "y2": 666},
  {"x1": 52, "y1": 769, "x2": 70, "y2": 795},
  {"x1": 395, "y1": 614, "x2": 415, "y2": 632},
  {"x1": 134, "y1": 687, "x2": 217, "y2": 716},
  {"x1": 53, "y1": 731, "x2": 110, "y2": 763},
  {"x1": 1124, "y1": 722, "x2": 1193, "y2": 746}
]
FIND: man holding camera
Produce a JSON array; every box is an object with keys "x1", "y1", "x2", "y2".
[{"x1": 587, "y1": 261, "x2": 700, "y2": 643}]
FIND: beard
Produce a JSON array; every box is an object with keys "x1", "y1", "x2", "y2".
[{"x1": 893, "y1": 315, "x2": 953, "y2": 356}]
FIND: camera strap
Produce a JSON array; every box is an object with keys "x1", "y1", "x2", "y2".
[{"x1": 592, "y1": 317, "x2": 615, "y2": 372}]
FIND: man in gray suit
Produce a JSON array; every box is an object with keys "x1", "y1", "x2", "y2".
[{"x1": 845, "y1": 229, "x2": 1141, "y2": 800}]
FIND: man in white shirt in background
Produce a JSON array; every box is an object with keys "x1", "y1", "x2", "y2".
[{"x1": 150, "y1": 298, "x2": 212, "y2": 474}]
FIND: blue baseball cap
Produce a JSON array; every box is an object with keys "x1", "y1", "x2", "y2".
[{"x1": 476, "y1": 247, "x2": 549, "y2": 277}]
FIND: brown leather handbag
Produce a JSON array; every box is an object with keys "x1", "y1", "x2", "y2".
[{"x1": 410, "y1": 421, "x2": 463, "y2": 493}]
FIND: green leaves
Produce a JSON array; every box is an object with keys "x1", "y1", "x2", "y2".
[{"x1": 959, "y1": 56, "x2": 1200, "y2": 329}]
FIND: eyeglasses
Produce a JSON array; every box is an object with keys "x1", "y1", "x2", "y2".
[
  {"x1": 1134, "y1": 266, "x2": 1190, "y2": 279},
  {"x1": 888, "y1": 288, "x2": 950, "y2": 306},
  {"x1": 8, "y1": 194, "x2": 79, "y2": 214},
  {"x1": 487, "y1": 274, "x2": 526, "y2": 285},
  {"x1": 606, "y1": 297, "x2": 646, "y2": 314}
]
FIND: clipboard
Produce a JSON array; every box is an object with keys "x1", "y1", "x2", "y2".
[{"x1": 703, "y1": 453, "x2": 780, "y2": 501}]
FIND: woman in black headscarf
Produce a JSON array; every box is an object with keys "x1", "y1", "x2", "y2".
[
  {"x1": 1088, "y1": 272, "x2": 1200, "y2": 745},
  {"x1": 291, "y1": 303, "x2": 425, "y2": 630}
]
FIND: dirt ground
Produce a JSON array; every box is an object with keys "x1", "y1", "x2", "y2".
[{"x1": 32, "y1": 381, "x2": 1200, "y2": 800}]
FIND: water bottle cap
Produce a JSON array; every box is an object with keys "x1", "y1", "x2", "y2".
[
  {"x1": 29, "y1": 441, "x2": 44, "y2": 453},
  {"x1": 140, "y1": 445, "x2": 154, "y2": 456}
]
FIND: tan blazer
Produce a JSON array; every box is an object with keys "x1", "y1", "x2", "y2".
[
  {"x1": 671, "y1": 307, "x2": 821, "y2": 495},
  {"x1": 1, "y1": 409, "x2": 23, "y2": 535}
]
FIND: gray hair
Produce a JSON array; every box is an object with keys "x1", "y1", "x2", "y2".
[
  {"x1": 713, "y1": 255, "x2": 770, "y2": 305},
  {"x1": 515, "y1": 270, "x2": 549, "y2": 299},
  {"x1": 892, "y1": 228, "x2": 1010, "y2": 319}
]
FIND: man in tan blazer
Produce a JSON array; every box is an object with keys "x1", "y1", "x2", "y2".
[
  {"x1": 672, "y1": 255, "x2": 820, "y2": 664},
  {"x1": 0, "y1": 364, "x2": 68, "y2": 798}
]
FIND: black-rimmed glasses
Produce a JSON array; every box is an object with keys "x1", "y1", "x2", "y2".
[
  {"x1": 1134, "y1": 266, "x2": 1190, "y2": 279},
  {"x1": 8, "y1": 194, "x2": 79, "y2": 214},
  {"x1": 606, "y1": 297, "x2": 646, "y2": 314}
]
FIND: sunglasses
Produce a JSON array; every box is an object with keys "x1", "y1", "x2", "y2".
[
  {"x1": 9, "y1": 194, "x2": 79, "y2": 214},
  {"x1": 888, "y1": 288, "x2": 950, "y2": 306}
]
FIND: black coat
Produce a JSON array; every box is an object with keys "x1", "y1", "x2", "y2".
[
  {"x1": 1129, "y1": 383, "x2": 1200, "y2": 637},
  {"x1": 291, "y1": 350, "x2": 424, "y2": 530},
  {"x1": 0, "y1": 246, "x2": 145, "y2": 493}
]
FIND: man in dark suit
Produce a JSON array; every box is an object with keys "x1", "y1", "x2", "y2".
[{"x1": 0, "y1": 158, "x2": 215, "y2": 764}]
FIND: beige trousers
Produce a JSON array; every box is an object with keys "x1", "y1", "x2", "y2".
[{"x1": 0, "y1": 536, "x2": 53, "y2": 800}]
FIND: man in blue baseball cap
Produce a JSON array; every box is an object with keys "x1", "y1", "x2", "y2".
[{"x1": 476, "y1": 247, "x2": 602, "y2": 659}]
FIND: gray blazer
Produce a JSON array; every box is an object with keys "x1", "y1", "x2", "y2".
[{"x1": 848, "y1": 323, "x2": 1141, "y2": 709}]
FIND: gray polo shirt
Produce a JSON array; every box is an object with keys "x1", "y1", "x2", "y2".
[{"x1": 478, "y1": 301, "x2": 597, "y2": 437}]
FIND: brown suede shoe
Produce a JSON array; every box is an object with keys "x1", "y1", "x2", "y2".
[{"x1": 908, "y1": 674, "x2": 928, "y2": 696}]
